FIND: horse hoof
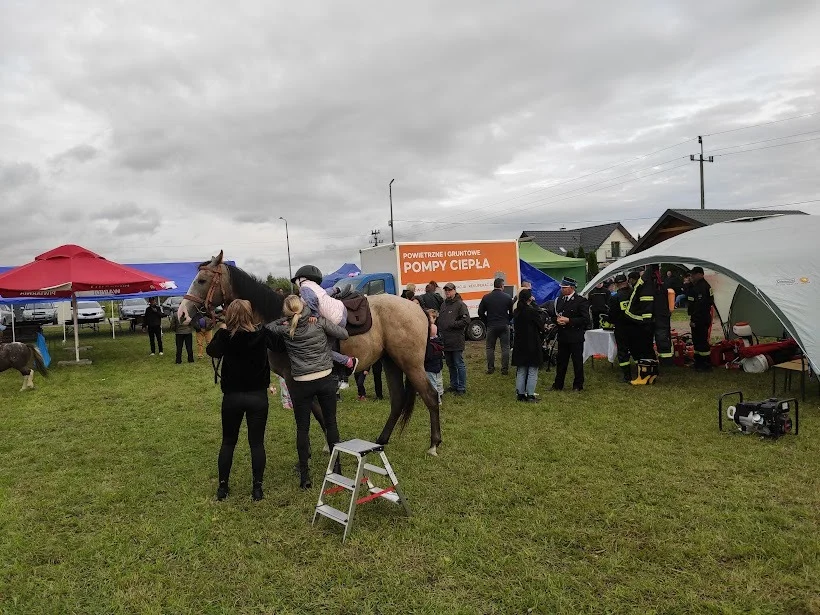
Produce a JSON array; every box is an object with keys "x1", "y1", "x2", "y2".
[{"x1": 426, "y1": 446, "x2": 438, "y2": 457}]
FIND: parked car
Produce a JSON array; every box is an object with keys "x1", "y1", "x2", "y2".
[
  {"x1": 72, "y1": 301, "x2": 105, "y2": 324},
  {"x1": 161, "y1": 296, "x2": 183, "y2": 317},
  {"x1": 0, "y1": 304, "x2": 12, "y2": 327},
  {"x1": 119, "y1": 298, "x2": 148, "y2": 320},
  {"x1": 22, "y1": 302, "x2": 59, "y2": 325}
]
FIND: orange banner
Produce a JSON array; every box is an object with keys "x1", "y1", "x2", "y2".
[{"x1": 397, "y1": 241, "x2": 520, "y2": 300}]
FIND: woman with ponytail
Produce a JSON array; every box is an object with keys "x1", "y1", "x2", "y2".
[
  {"x1": 267, "y1": 295, "x2": 349, "y2": 489},
  {"x1": 206, "y1": 299, "x2": 278, "y2": 502}
]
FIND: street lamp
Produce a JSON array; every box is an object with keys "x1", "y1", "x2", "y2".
[
  {"x1": 279, "y1": 216, "x2": 293, "y2": 294},
  {"x1": 389, "y1": 178, "x2": 395, "y2": 244}
]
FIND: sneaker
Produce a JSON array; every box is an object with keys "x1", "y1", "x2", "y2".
[
  {"x1": 357, "y1": 395, "x2": 367, "y2": 401},
  {"x1": 149, "y1": 353, "x2": 155, "y2": 356},
  {"x1": 526, "y1": 395, "x2": 540, "y2": 403},
  {"x1": 338, "y1": 381, "x2": 349, "y2": 390},
  {"x1": 159, "y1": 352, "x2": 164, "y2": 356},
  {"x1": 486, "y1": 367, "x2": 495, "y2": 375}
]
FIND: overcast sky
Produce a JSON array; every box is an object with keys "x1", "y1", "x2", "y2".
[{"x1": 2, "y1": 0, "x2": 819, "y2": 281}]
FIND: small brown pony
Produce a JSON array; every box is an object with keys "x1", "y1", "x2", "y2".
[
  {"x1": 178, "y1": 252, "x2": 443, "y2": 455},
  {"x1": 0, "y1": 342, "x2": 48, "y2": 391}
]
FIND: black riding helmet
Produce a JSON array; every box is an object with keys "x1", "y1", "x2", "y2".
[{"x1": 291, "y1": 264, "x2": 323, "y2": 285}]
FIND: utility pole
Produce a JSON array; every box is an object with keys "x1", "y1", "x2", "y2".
[
  {"x1": 278, "y1": 216, "x2": 293, "y2": 294},
  {"x1": 369, "y1": 229, "x2": 383, "y2": 247},
  {"x1": 388, "y1": 179, "x2": 395, "y2": 244},
  {"x1": 690, "y1": 136, "x2": 714, "y2": 209}
]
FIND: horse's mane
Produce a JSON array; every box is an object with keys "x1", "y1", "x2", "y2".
[{"x1": 224, "y1": 264, "x2": 285, "y2": 324}]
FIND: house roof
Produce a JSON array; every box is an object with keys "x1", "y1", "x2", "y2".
[
  {"x1": 520, "y1": 222, "x2": 636, "y2": 255},
  {"x1": 631, "y1": 209, "x2": 808, "y2": 253}
]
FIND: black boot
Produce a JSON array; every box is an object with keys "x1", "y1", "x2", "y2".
[
  {"x1": 216, "y1": 480, "x2": 230, "y2": 501},
  {"x1": 299, "y1": 466, "x2": 312, "y2": 490},
  {"x1": 517, "y1": 393, "x2": 527, "y2": 402},
  {"x1": 252, "y1": 479, "x2": 264, "y2": 501}
]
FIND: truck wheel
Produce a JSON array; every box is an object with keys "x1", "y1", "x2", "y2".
[{"x1": 466, "y1": 319, "x2": 486, "y2": 342}]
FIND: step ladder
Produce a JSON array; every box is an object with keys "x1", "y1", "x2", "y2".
[{"x1": 312, "y1": 439, "x2": 410, "y2": 541}]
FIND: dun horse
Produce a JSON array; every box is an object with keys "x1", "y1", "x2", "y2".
[
  {"x1": 0, "y1": 342, "x2": 48, "y2": 391},
  {"x1": 178, "y1": 251, "x2": 443, "y2": 455}
]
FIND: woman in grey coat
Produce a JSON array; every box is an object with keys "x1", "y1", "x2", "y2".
[{"x1": 267, "y1": 294, "x2": 349, "y2": 489}]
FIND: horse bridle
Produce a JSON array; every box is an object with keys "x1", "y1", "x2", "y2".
[{"x1": 183, "y1": 263, "x2": 232, "y2": 321}]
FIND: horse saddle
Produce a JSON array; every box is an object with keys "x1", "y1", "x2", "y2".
[{"x1": 333, "y1": 288, "x2": 372, "y2": 336}]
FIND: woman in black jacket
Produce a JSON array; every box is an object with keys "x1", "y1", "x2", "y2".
[
  {"x1": 512, "y1": 289, "x2": 546, "y2": 402},
  {"x1": 206, "y1": 299, "x2": 278, "y2": 502}
]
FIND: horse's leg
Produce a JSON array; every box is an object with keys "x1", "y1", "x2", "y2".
[
  {"x1": 399, "y1": 364, "x2": 442, "y2": 456},
  {"x1": 375, "y1": 356, "x2": 407, "y2": 446}
]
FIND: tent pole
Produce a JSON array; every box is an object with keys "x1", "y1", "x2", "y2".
[
  {"x1": 72, "y1": 294, "x2": 80, "y2": 362},
  {"x1": 111, "y1": 300, "x2": 115, "y2": 340},
  {"x1": 10, "y1": 305, "x2": 15, "y2": 343}
]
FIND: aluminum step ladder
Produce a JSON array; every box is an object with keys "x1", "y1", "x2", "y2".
[{"x1": 312, "y1": 439, "x2": 410, "y2": 541}]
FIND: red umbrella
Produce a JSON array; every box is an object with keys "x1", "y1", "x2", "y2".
[{"x1": 0, "y1": 245, "x2": 175, "y2": 362}]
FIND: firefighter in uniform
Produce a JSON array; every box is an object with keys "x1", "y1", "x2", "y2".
[
  {"x1": 687, "y1": 266, "x2": 714, "y2": 371},
  {"x1": 624, "y1": 268, "x2": 659, "y2": 384},
  {"x1": 608, "y1": 274, "x2": 634, "y2": 382},
  {"x1": 651, "y1": 265, "x2": 673, "y2": 366},
  {"x1": 587, "y1": 280, "x2": 610, "y2": 330}
]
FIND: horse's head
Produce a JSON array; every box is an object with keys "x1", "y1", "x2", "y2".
[{"x1": 178, "y1": 250, "x2": 231, "y2": 325}]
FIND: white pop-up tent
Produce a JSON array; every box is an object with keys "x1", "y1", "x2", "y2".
[{"x1": 583, "y1": 214, "x2": 819, "y2": 373}]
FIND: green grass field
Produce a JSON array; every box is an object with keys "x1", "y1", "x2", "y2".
[{"x1": 1, "y1": 326, "x2": 819, "y2": 614}]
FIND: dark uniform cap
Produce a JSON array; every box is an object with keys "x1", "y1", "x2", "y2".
[
  {"x1": 559, "y1": 277, "x2": 578, "y2": 288},
  {"x1": 614, "y1": 274, "x2": 627, "y2": 284}
]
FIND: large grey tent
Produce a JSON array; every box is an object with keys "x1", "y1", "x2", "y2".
[{"x1": 582, "y1": 214, "x2": 819, "y2": 374}]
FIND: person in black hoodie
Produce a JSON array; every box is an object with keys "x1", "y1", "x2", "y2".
[
  {"x1": 512, "y1": 288, "x2": 546, "y2": 402},
  {"x1": 142, "y1": 297, "x2": 164, "y2": 356},
  {"x1": 207, "y1": 299, "x2": 279, "y2": 501}
]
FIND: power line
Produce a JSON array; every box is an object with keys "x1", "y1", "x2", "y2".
[
  {"x1": 399, "y1": 137, "x2": 696, "y2": 236},
  {"x1": 712, "y1": 136, "x2": 820, "y2": 157},
  {"x1": 395, "y1": 199, "x2": 820, "y2": 228},
  {"x1": 404, "y1": 113, "x2": 820, "y2": 236},
  {"x1": 702, "y1": 110, "x2": 820, "y2": 137},
  {"x1": 427, "y1": 160, "x2": 692, "y2": 234},
  {"x1": 706, "y1": 129, "x2": 820, "y2": 153}
]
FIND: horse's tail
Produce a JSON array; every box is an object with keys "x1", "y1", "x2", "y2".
[
  {"x1": 398, "y1": 377, "x2": 417, "y2": 433},
  {"x1": 27, "y1": 344, "x2": 48, "y2": 377}
]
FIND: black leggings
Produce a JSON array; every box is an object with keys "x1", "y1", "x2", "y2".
[
  {"x1": 289, "y1": 375, "x2": 340, "y2": 471},
  {"x1": 218, "y1": 390, "x2": 269, "y2": 484}
]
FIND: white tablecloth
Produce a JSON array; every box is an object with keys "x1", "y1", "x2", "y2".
[{"x1": 583, "y1": 329, "x2": 617, "y2": 363}]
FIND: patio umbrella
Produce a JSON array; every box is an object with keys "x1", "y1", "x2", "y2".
[{"x1": 0, "y1": 245, "x2": 175, "y2": 362}]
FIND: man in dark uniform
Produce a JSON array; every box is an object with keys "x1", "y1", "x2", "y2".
[
  {"x1": 587, "y1": 280, "x2": 610, "y2": 330},
  {"x1": 687, "y1": 266, "x2": 714, "y2": 371},
  {"x1": 608, "y1": 274, "x2": 634, "y2": 382},
  {"x1": 651, "y1": 265, "x2": 673, "y2": 366},
  {"x1": 550, "y1": 277, "x2": 590, "y2": 392},
  {"x1": 624, "y1": 269, "x2": 658, "y2": 384}
]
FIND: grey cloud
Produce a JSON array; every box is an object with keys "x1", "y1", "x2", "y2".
[
  {"x1": 0, "y1": 162, "x2": 40, "y2": 191},
  {"x1": 50, "y1": 144, "x2": 99, "y2": 166},
  {"x1": 0, "y1": 0, "x2": 818, "y2": 273}
]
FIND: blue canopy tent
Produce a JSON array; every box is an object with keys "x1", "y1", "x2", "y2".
[
  {"x1": 321, "y1": 263, "x2": 361, "y2": 289},
  {"x1": 520, "y1": 259, "x2": 560, "y2": 304}
]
